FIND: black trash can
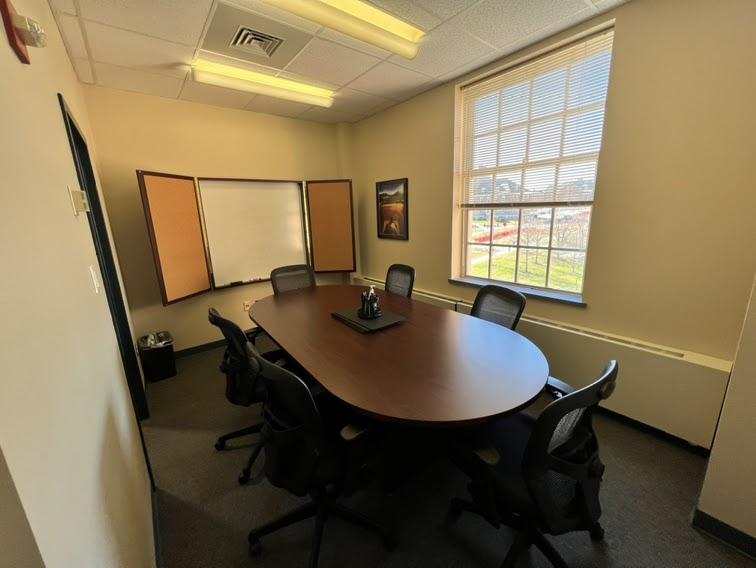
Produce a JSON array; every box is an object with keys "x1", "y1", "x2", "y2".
[{"x1": 138, "y1": 331, "x2": 176, "y2": 382}]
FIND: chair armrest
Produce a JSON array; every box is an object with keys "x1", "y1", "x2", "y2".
[
  {"x1": 340, "y1": 424, "x2": 368, "y2": 442},
  {"x1": 448, "y1": 433, "x2": 500, "y2": 467},
  {"x1": 473, "y1": 446, "x2": 500, "y2": 466},
  {"x1": 260, "y1": 348, "x2": 288, "y2": 367},
  {"x1": 546, "y1": 376, "x2": 575, "y2": 398}
]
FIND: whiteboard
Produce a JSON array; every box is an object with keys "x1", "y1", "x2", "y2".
[{"x1": 198, "y1": 179, "x2": 308, "y2": 287}]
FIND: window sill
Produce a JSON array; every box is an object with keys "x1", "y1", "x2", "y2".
[{"x1": 449, "y1": 277, "x2": 586, "y2": 307}]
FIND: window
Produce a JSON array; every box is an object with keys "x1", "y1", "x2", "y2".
[{"x1": 455, "y1": 31, "x2": 614, "y2": 295}]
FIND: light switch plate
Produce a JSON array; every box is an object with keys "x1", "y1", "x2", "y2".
[
  {"x1": 68, "y1": 185, "x2": 90, "y2": 215},
  {"x1": 89, "y1": 265, "x2": 100, "y2": 294}
]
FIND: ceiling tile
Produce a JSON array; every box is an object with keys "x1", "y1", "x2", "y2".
[
  {"x1": 593, "y1": 0, "x2": 627, "y2": 10},
  {"x1": 414, "y1": 0, "x2": 480, "y2": 20},
  {"x1": 195, "y1": 49, "x2": 280, "y2": 76},
  {"x1": 57, "y1": 14, "x2": 87, "y2": 59},
  {"x1": 452, "y1": 0, "x2": 589, "y2": 50},
  {"x1": 180, "y1": 79, "x2": 256, "y2": 109},
  {"x1": 224, "y1": 0, "x2": 323, "y2": 34},
  {"x1": 275, "y1": 70, "x2": 340, "y2": 92},
  {"x1": 299, "y1": 107, "x2": 358, "y2": 123},
  {"x1": 245, "y1": 95, "x2": 311, "y2": 117},
  {"x1": 49, "y1": 0, "x2": 77, "y2": 15},
  {"x1": 331, "y1": 87, "x2": 391, "y2": 115},
  {"x1": 285, "y1": 38, "x2": 381, "y2": 87},
  {"x1": 498, "y1": 6, "x2": 596, "y2": 54},
  {"x1": 85, "y1": 22, "x2": 194, "y2": 78},
  {"x1": 436, "y1": 52, "x2": 502, "y2": 84},
  {"x1": 347, "y1": 61, "x2": 433, "y2": 101},
  {"x1": 367, "y1": 0, "x2": 442, "y2": 31},
  {"x1": 389, "y1": 21, "x2": 496, "y2": 77},
  {"x1": 94, "y1": 63, "x2": 186, "y2": 98},
  {"x1": 317, "y1": 28, "x2": 391, "y2": 59},
  {"x1": 72, "y1": 58, "x2": 94, "y2": 83},
  {"x1": 77, "y1": 0, "x2": 213, "y2": 46}
]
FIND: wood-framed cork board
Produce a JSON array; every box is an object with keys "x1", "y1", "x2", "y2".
[
  {"x1": 306, "y1": 180, "x2": 356, "y2": 273},
  {"x1": 137, "y1": 171, "x2": 212, "y2": 305}
]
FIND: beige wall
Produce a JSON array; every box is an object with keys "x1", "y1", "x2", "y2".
[
  {"x1": 0, "y1": 1, "x2": 154, "y2": 566},
  {"x1": 84, "y1": 87, "x2": 346, "y2": 350},
  {"x1": 348, "y1": 0, "x2": 756, "y2": 361},
  {"x1": 698, "y1": 275, "x2": 756, "y2": 536}
]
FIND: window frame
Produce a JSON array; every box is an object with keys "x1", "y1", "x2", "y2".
[{"x1": 451, "y1": 25, "x2": 615, "y2": 301}]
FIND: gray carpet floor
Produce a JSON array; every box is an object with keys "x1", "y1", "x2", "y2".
[{"x1": 142, "y1": 347, "x2": 754, "y2": 568}]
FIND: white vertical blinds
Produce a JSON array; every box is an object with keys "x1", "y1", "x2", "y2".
[{"x1": 460, "y1": 30, "x2": 614, "y2": 206}]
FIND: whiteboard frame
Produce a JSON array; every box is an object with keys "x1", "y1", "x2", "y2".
[{"x1": 196, "y1": 177, "x2": 311, "y2": 290}]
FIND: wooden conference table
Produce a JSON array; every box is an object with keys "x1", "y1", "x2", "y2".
[{"x1": 249, "y1": 285, "x2": 548, "y2": 426}]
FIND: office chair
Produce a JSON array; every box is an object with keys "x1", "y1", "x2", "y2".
[
  {"x1": 208, "y1": 308, "x2": 284, "y2": 485},
  {"x1": 385, "y1": 263, "x2": 416, "y2": 298},
  {"x1": 270, "y1": 264, "x2": 316, "y2": 295},
  {"x1": 470, "y1": 284, "x2": 527, "y2": 330},
  {"x1": 245, "y1": 343, "x2": 394, "y2": 567},
  {"x1": 445, "y1": 361, "x2": 618, "y2": 568}
]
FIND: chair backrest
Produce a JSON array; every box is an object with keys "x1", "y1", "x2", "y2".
[
  {"x1": 270, "y1": 264, "x2": 316, "y2": 295},
  {"x1": 245, "y1": 342, "x2": 324, "y2": 497},
  {"x1": 470, "y1": 285, "x2": 526, "y2": 330},
  {"x1": 523, "y1": 361, "x2": 618, "y2": 535},
  {"x1": 209, "y1": 307, "x2": 248, "y2": 357},
  {"x1": 385, "y1": 264, "x2": 416, "y2": 298},
  {"x1": 208, "y1": 308, "x2": 263, "y2": 406}
]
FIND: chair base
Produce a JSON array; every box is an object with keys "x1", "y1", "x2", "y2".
[
  {"x1": 214, "y1": 422, "x2": 263, "y2": 450},
  {"x1": 215, "y1": 421, "x2": 264, "y2": 485},
  {"x1": 445, "y1": 498, "x2": 602, "y2": 568},
  {"x1": 248, "y1": 493, "x2": 395, "y2": 568}
]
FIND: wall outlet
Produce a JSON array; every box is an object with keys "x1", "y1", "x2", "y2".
[{"x1": 243, "y1": 300, "x2": 253, "y2": 311}]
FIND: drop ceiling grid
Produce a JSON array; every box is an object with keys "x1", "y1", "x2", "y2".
[{"x1": 48, "y1": 0, "x2": 627, "y2": 122}]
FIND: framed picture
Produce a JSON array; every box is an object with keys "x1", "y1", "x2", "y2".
[{"x1": 376, "y1": 178, "x2": 409, "y2": 240}]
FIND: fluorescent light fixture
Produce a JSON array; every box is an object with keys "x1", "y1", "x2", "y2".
[
  {"x1": 191, "y1": 59, "x2": 335, "y2": 107},
  {"x1": 261, "y1": 0, "x2": 425, "y2": 59}
]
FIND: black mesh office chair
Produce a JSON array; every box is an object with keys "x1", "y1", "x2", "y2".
[
  {"x1": 385, "y1": 263, "x2": 416, "y2": 298},
  {"x1": 445, "y1": 361, "x2": 618, "y2": 568},
  {"x1": 270, "y1": 264, "x2": 316, "y2": 295},
  {"x1": 245, "y1": 343, "x2": 394, "y2": 567},
  {"x1": 470, "y1": 284, "x2": 527, "y2": 330},
  {"x1": 208, "y1": 308, "x2": 283, "y2": 485}
]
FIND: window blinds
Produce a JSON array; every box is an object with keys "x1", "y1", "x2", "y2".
[{"x1": 459, "y1": 30, "x2": 614, "y2": 208}]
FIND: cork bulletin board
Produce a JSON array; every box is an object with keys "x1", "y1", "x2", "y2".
[
  {"x1": 137, "y1": 171, "x2": 211, "y2": 305},
  {"x1": 306, "y1": 180, "x2": 356, "y2": 273}
]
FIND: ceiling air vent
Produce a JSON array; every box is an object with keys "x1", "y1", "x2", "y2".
[{"x1": 229, "y1": 26, "x2": 283, "y2": 58}]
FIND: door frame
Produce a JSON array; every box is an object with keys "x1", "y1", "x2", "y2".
[{"x1": 57, "y1": 94, "x2": 155, "y2": 489}]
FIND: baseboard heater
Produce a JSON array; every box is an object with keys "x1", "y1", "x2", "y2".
[{"x1": 353, "y1": 275, "x2": 731, "y2": 449}]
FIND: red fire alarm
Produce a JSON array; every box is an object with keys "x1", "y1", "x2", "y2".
[{"x1": 1, "y1": 0, "x2": 31, "y2": 64}]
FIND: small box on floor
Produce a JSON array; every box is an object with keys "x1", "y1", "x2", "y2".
[{"x1": 138, "y1": 331, "x2": 176, "y2": 382}]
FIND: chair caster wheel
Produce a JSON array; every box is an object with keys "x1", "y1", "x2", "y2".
[
  {"x1": 214, "y1": 440, "x2": 225, "y2": 451},
  {"x1": 248, "y1": 537, "x2": 262, "y2": 557},
  {"x1": 590, "y1": 524, "x2": 605, "y2": 541},
  {"x1": 442, "y1": 504, "x2": 462, "y2": 528},
  {"x1": 238, "y1": 470, "x2": 251, "y2": 485}
]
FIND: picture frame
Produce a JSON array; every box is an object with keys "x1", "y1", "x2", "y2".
[{"x1": 376, "y1": 178, "x2": 409, "y2": 240}]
